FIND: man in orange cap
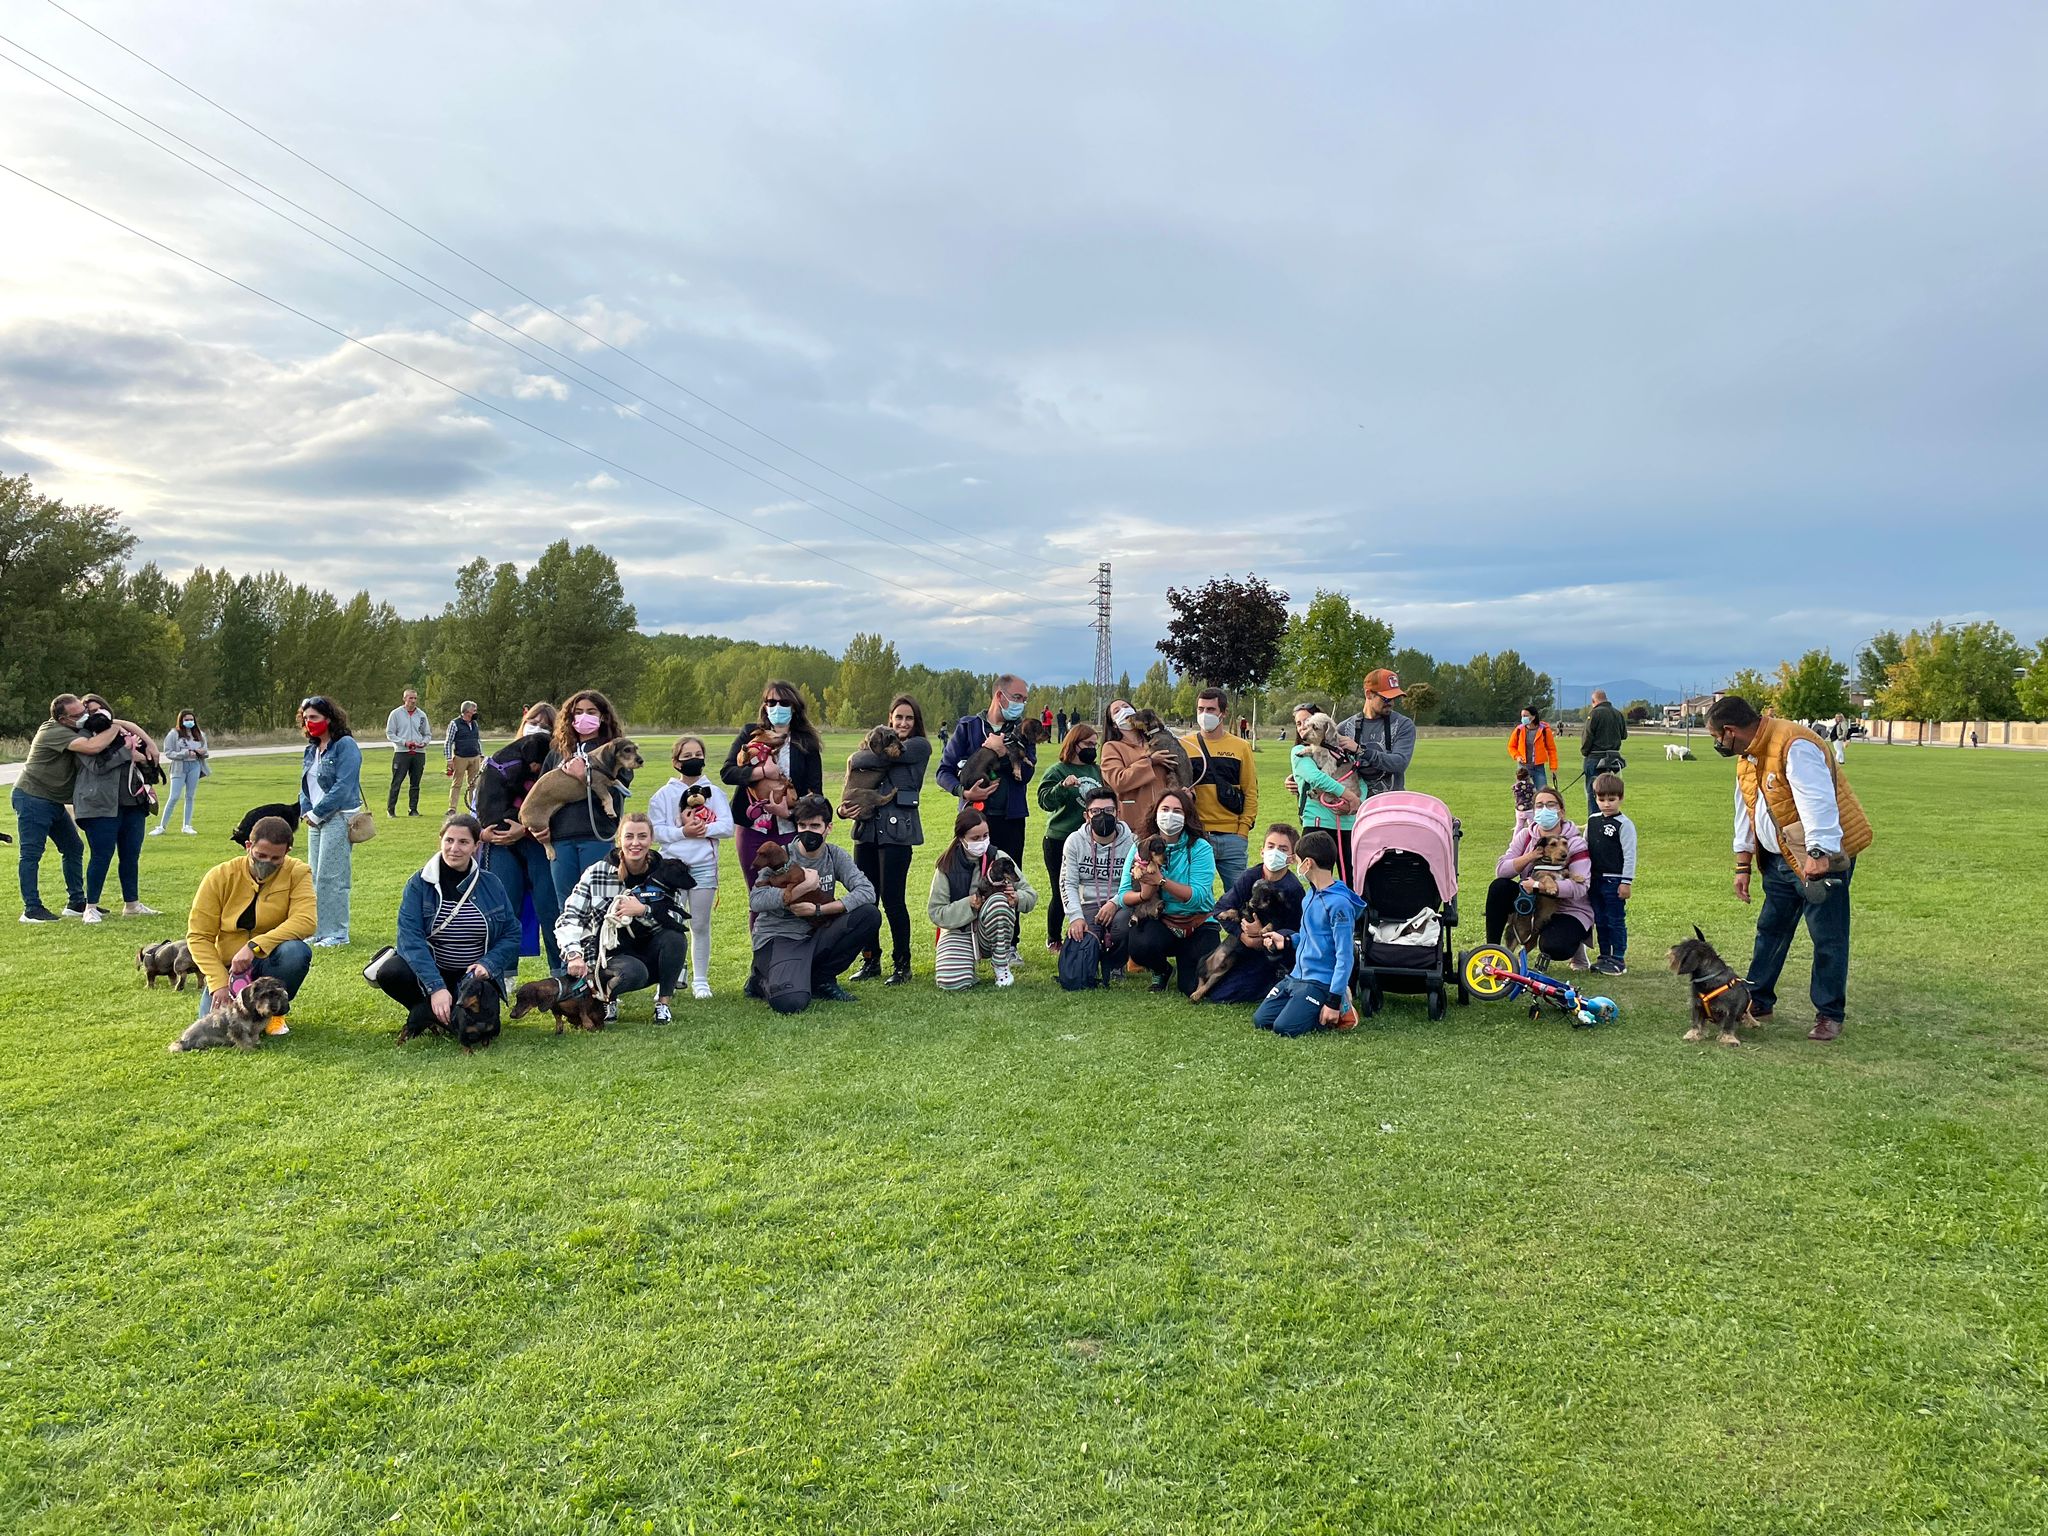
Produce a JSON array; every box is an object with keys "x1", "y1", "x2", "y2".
[{"x1": 1336, "y1": 667, "x2": 1415, "y2": 796}]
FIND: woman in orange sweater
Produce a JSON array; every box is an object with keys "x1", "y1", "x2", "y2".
[{"x1": 1508, "y1": 706, "x2": 1559, "y2": 790}]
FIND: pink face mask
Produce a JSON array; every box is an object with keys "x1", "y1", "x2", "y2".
[{"x1": 572, "y1": 712, "x2": 601, "y2": 736}]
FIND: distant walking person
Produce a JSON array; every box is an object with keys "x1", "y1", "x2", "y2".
[
  {"x1": 1578, "y1": 689, "x2": 1629, "y2": 820},
  {"x1": 384, "y1": 687, "x2": 431, "y2": 817},
  {"x1": 1056, "y1": 709, "x2": 1069, "y2": 742},
  {"x1": 445, "y1": 700, "x2": 484, "y2": 813},
  {"x1": 1828, "y1": 715, "x2": 1848, "y2": 765},
  {"x1": 1509, "y1": 705, "x2": 1558, "y2": 791},
  {"x1": 13, "y1": 693, "x2": 120, "y2": 923},
  {"x1": 153, "y1": 709, "x2": 210, "y2": 835}
]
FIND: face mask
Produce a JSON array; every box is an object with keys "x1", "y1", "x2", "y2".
[
  {"x1": 181, "y1": 718, "x2": 194, "y2": 728},
  {"x1": 1077, "y1": 746, "x2": 1098, "y2": 765},
  {"x1": 963, "y1": 836, "x2": 991, "y2": 857},
  {"x1": 765, "y1": 704, "x2": 793, "y2": 727},
  {"x1": 1533, "y1": 806, "x2": 1560, "y2": 831},
  {"x1": 1521, "y1": 715, "x2": 1533, "y2": 727},
  {"x1": 573, "y1": 712, "x2": 601, "y2": 736},
  {"x1": 1089, "y1": 810, "x2": 1117, "y2": 837},
  {"x1": 248, "y1": 855, "x2": 282, "y2": 880},
  {"x1": 304, "y1": 719, "x2": 328, "y2": 738},
  {"x1": 1197, "y1": 712, "x2": 1221, "y2": 733},
  {"x1": 1113, "y1": 709, "x2": 1135, "y2": 729},
  {"x1": 1156, "y1": 810, "x2": 1185, "y2": 836},
  {"x1": 1263, "y1": 847, "x2": 1291, "y2": 874},
  {"x1": 796, "y1": 829, "x2": 826, "y2": 852},
  {"x1": 1712, "y1": 739, "x2": 1737, "y2": 758},
  {"x1": 676, "y1": 757, "x2": 705, "y2": 778},
  {"x1": 1001, "y1": 700, "x2": 1026, "y2": 722},
  {"x1": 522, "y1": 722, "x2": 547, "y2": 737}
]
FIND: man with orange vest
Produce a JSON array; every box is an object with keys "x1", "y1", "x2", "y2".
[{"x1": 1707, "y1": 694, "x2": 1873, "y2": 1043}]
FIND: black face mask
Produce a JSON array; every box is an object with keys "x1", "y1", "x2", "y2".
[
  {"x1": 676, "y1": 758, "x2": 705, "y2": 778},
  {"x1": 1711, "y1": 740, "x2": 1737, "y2": 758},
  {"x1": 1089, "y1": 810, "x2": 1117, "y2": 837},
  {"x1": 796, "y1": 829, "x2": 826, "y2": 852},
  {"x1": 1077, "y1": 747, "x2": 1098, "y2": 765}
]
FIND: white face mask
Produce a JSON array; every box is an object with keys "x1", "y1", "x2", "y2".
[
  {"x1": 1197, "y1": 712, "x2": 1221, "y2": 733},
  {"x1": 1262, "y1": 846, "x2": 1291, "y2": 873},
  {"x1": 521, "y1": 722, "x2": 547, "y2": 737},
  {"x1": 1113, "y1": 709, "x2": 1135, "y2": 729},
  {"x1": 1156, "y1": 810, "x2": 1185, "y2": 836},
  {"x1": 963, "y1": 836, "x2": 991, "y2": 858}
]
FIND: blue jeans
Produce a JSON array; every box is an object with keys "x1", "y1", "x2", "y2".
[
  {"x1": 1748, "y1": 853, "x2": 1854, "y2": 1024},
  {"x1": 1589, "y1": 873, "x2": 1628, "y2": 962},
  {"x1": 1208, "y1": 832, "x2": 1248, "y2": 900},
  {"x1": 550, "y1": 837, "x2": 614, "y2": 908},
  {"x1": 12, "y1": 787, "x2": 84, "y2": 914},
  {"x1": 81, "y1": 807, "x2": 149, "y2": 906},
  {"x1": 305, "y1": 813, "x2": 355, "y2": 942},
  {"x1": 196, "y1": 939, "x2": 314, "y2": 1017},
  {"x1": 1525, "y1": 764, "x2": 1549, "y2": 791},
  {"x1": 483, "y1": 835, "x2": 561, "y2": 972},
  {"x1": 159, "y1": 760, "x2": 204, "y2": 829},
  {"x1": 1253, "y1": 975, "x2": 1337, "y2": 1037}
]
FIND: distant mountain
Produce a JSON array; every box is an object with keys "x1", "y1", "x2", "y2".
[{"x1": 1554, "y1": 680, "x2": 1684, "y2": 709}]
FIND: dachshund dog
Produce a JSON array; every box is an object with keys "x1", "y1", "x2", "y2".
[
  {"x1": 959, "y1": 718, "x2": 1046, "y2": 801},
  {"x1": 227, "y1": 802, "x2": 302, "y2": 847},
  {"x1": 518, "y1": 739, "x2": 644, "y2": 856},
  {"x1": 1190, "y1": 881, "x2": 1287, "y2": 1002},
  {"x1": 400, "y1": 970, "x2": 504, "y2": 1052},
  {"x1": 751, "y1": 840, "x2": 826, "y2": 920},
  {"x1": 138, "y1": 938, "x2": 199, "y2": 991},
  {"x1": 509, "y1": 975, "x2": 608, "y2": 1034},
  {"x1": 971, "y1": 849, "x2": 1024, "y2": 903},
  {"x1": 1506, "y1": 832, "x2": 1573, "y2": 949},
  {"x1": 837, "y1": 726, "x2": 904, "y2": 821},
  {"x1": 1668, "y1": 927, "x2": 1755, "y2": 1046},
  {"x1": 168, "y1": 976, "x2": 292, "y2": 1053},
  {"x1": 1125, "y1": 834, "x2": 1168, "y2": 923},
  {"x1": 1132, "y1": 708, "x2": 1193, "y2": 791}
]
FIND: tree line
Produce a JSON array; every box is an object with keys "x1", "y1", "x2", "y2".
[{"x1": 1724, "y1": 621, "x2": 2047, "y2": 725}]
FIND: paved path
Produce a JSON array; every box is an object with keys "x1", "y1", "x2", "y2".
[{"x1": 1, "y1": 740, "x2": 391, "y2": 788}]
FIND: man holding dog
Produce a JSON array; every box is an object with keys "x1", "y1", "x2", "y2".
[
  {"x1": 384, "y1": 688, "x2": 431, "y2": 817},
  {"x1": 937, "y1": 674, "x2": 1038, "y2": 866},
  {"x1": 1337, "y1": 668, "x2": 1416, "y2": 797},
  {"x1": 1709, "y1": 694, "x2": 1872, "y2": 1043},
  {"x1": 186, "y1": 815, "x2": 316, "y2": 1028},
  {"x1": 14, "y1": 693, "x2": 124, "y2": 923}
]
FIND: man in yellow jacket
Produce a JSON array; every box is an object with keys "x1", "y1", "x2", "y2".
[
  {"x1": 186, "y1": 814, "x2": 317, "y2": 1031},
  {"x1": 1708, "y1": 695, "x2": 1873, "y2": 1043},
  {"x1": 1180, "y1": 687, "x2": 1259, "y2": 895}
]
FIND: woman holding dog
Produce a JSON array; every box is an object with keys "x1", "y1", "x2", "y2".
[
  {"x1": 371, "y1": 813, "x2": 521, "y2": 1025},
  {"x1": 927, "y1": 807, "x2": 1037, "y2": 990},
  {"x1": 1111, "y1": 788, "x2": 1220, "y2": 995},
  {"x1": 477, "y1": 702, "x2": 563, "y2": 974},
  {"x1": 850, "y1": 694, "x2": 933, "y2": 987},
  {"x1": 1288, "y1": 707, "x2": 1360, "y2": 887},
  {"x1": 1100, "y1": 699, "x2": 1171, "y2": 842},
  {"x1": 153, "y1": 709, "x2": 209, "y2": 835},
  {"x1": 542, "y1": 689, "x2": 635, "y2": 909},
  {"x1": 722, "y1": 680, "x2": 824, "y2": 877},
  {"x1": 297, "y1": 694, "x2": 364, "y2": 948},
  {"x1": 72, "y1": 695, "x2": 163, "y2": 921},
  {"x1": 557, "y1": 811, "x2": 698, "y2": 1024},
  {"x1": 1036, "y1": 722, "x2": 1105, "y2": 954},
  {"x1": 649, "y1": 735, "x2": 734, "y2": 1000},
  {"x1": 1483, "y1": 784, "x2": 1594, "y2": 967}
]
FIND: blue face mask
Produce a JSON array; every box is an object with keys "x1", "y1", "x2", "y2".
[
  {"x1": 1001, "y1": 700, "x2": 1026, "y2": 722},
  {"x1": 765, "y1": 704, "x2": 793, "y2": 727},
  {"x1": 1533, "y1": 806, "x2": 1560, "y2": 831}
]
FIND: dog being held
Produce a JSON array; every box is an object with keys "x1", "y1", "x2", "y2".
[
  {"x1": 971, "y1": 849, "x2": 1023, "y2": 903},
  {"x1": 1505, "y1": 832, "x2": 1572, "y2": 949},
  {"x1": 517, "y1": 739, "x2": 644, "y2": 857},
  {"x1": 1131, "y1": 708, "x2": 1194, "y2": 790},
  {"x1": 168, "y1": 976, "x2": 293, "y2": 1053},
  {"x1": 837, "y1": 725, "x2": 905, "y2": 821},
  {"x1": 1125, "y1": 834, "x2": 1168, "y2": 923},
  {"x1": 751, "y1": 840, "x2": 827, "y2": 921},
  {"x1": 400, "y1": 969, "x2": 504, "y2": 1053},
  {"x1": 509, "y1": 975, "x2": 608, "y2": 1034},
  {"x1": 1667, "y1": 926, "x2": 1754, "y2": 1046},
  {"x1": 227, "y1": 802, "x2": 302, "y2": 847},
  {"x1": 958, "y1": 717, "x2": 1046, "y2": 801},
  {"x1": 138, "y1": 938, "x2": 199, "y2": 991},
  {"x1": 1190, "y1": 881, "x2": 1286, "y2": 1002}
]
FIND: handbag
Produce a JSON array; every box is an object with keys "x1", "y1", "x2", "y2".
[{"x1": 347, "y1": 809, "x2": 377, "y2": 844}]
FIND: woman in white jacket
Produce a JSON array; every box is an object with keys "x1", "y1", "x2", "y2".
[
  {"x1": 647, "y1": 735, "x2": 734, "y2": 998},
  {"x1": 152, "y1": 709, "x2": 210, "y2": 835}
]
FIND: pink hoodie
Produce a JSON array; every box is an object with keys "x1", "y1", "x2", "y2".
[{"x1": 1495, "y1": 816, "x2": 1594, "y2": 933}]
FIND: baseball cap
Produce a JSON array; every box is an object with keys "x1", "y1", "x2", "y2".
[{"x1": 1364, "y1": 668, "x2": 1405, "y2": 698}]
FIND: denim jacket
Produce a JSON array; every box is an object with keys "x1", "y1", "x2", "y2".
[{"x1": 299, "y1": 735, "x2": 365, "y2": 823}]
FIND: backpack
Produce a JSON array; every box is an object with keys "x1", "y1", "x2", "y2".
[{"x1": 1057, "y1": 930, "x2": 1105, "y2": 991}]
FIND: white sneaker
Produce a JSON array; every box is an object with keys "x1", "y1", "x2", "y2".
[
  {"x1": 691, "y1": 978, "x2": 713, "y2": 1001},
  {"x1": 181, "y1": 826, "x2": 198, "y2": 835},
  {"x1": 994, "y1": 963, "x2": 1015, "y2": 988},
  {"x1": 81, "y1": 906, "x2": 105, "y2": 924},
  {"x1": 149, "y1": 826, "x2": 164, "y2": 837},
  {"x1": 123, "y1": 902, "x2": 161, "y2": 917}
]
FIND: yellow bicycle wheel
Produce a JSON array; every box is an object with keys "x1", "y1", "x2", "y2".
[{"x1": 1460, "y1": 946, "x2": 1517, "y2": 1000}]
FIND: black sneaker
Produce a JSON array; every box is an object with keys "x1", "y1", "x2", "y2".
[
  {"x1": 19, "y1": 907, "x2": 61, "y2": 924},
  {"x1": 652, "y1": 1001, "x2": 673, "y2": 1025},
  {"x1": 818, "y1": 981, "x2": 859, "y2": 1003}
]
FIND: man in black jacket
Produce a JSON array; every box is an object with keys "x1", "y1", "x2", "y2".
[
  {"x1": 1579, "y1": 690, "x2": 1629, "y2": 820},
  {"x1": 937, "y1": 674, "x2": 1038, "y2": 864}
]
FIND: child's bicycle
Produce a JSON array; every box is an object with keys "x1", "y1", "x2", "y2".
[{"x1": 1458, "y1": 945, "x2": 1619, "y2": 1028}]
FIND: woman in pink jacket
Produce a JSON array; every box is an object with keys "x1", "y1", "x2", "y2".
[{"x1": 1483, "y1": 783, "x2": 1594, "y2": 968}]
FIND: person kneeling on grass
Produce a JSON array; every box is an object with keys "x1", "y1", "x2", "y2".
[
  {"x1": 928, "y1": 808, "x2": 1038, "y2": 989},
  {"x1": 186, "y1": 815, "x2": 316, "y2": 1034},
  {"x1": 556, "y1": 811, "x2": 697, "y2": 1025},
  {"x1": 1199, "y1": 822, "x2": 1305, "y2": 1005},
  {"x1": 1254, "y1": 829, "x2": 1365, "y2": 1037},
  {"x1": 746, "y1": 794, "x2": 881, "y2": 1014},
  {"x1": 370, "y1": 813, "x2": 520, "y2": 1025},
  {"x1": 1110, "y1": 789, "x2": 1219, "y2": 995}
]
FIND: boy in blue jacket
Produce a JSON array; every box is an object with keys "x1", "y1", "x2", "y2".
[{"x1": 1253, "y1": 828, "x2": 1365, "y2": 1037}]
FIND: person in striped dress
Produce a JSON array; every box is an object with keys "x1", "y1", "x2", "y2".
[
  {"x1": 369, "y1": 813, "x2": 520, "y2": 1024},
  {"x1": 927, "y1": 807, "x2": 1038, "y2": 990}
]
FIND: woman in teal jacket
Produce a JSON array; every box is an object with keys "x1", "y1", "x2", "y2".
[
  {"x1": 1289, "y1": 707, "x2": 1361, "y2": 887},
  {"x1": 1110, "y1": 788, "x2": 1219, "y2": 995}
]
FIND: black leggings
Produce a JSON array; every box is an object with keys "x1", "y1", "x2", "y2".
[
  {"x1": 1484, "y1": 876, "x2": 1590, "y2": 961},
  {"x1": 1042, "y1": 836, "x2": 1067, "y2": 946},
  {"x1": 1115, "y1": 911, "x2": 1221, "y2": 996},
  {"x1": 854, "y1": 841, "x2": 914, "y2": 968},
  {"x1": 370, "y1": 950, "x2": 473, "y2": 1011},
  {"x1": 606, "y1": 927, "x2": 690, "y2": 997}
]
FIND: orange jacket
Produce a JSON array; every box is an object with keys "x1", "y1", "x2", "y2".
[{"x1": 1508, "y1": 722, "x2": 1558, "y2": 775}]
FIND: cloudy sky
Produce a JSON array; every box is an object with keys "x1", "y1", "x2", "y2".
[{"x1": 3, "y1": 0, "x2": 2044, "y2": 690}]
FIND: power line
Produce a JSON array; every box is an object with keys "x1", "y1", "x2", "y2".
[
  {"x1": 0, "y1": 36, "x2": 1097, "y2": 614},
  {"x1": 0, "y1": 158, "x2": 1098, "y2": 638},
  {"x1": 40, "y1": 0, "x2": 1102, "y2": 573}
]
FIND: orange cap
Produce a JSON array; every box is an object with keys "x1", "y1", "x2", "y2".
[{"x1": 1364, "y1": 667, "x2": 1405, "y2": 698}]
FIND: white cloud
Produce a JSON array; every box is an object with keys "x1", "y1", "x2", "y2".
[{"x1": 578, "y1": 472, "x2": 621, "y2": 491}]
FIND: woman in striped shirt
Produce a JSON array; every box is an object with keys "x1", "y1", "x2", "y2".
[
  {"x1": 370, "y1": 813, "x2": 521, "y2": 1025},
  {"x1": 926, "y1": 807, "x2": 1037, "y2": 990}
]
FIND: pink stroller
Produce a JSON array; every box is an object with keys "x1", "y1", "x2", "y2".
[{"x1": 1348, "y1": 792, "x2": 1464, "y2": 1019}]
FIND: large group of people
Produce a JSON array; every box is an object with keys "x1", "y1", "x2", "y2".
[{"x1": 11, "y1": 666, "x2": 1871, "y2": 1047}]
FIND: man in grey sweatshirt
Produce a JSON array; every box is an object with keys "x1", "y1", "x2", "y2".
[
  {"x1": 1059, "y1": 782, "x2": 1135, "y2": 969},
  {"x1": 384, "y1": 688, "x2": 432, "y2": 817},
  {"x1": 747, "y1": 794, "x2": 881, "y2": 1014}
]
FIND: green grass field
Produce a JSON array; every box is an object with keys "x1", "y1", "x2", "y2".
[{"x1": 3, "y1": 736, "x2": 2044, "y2": 1533}]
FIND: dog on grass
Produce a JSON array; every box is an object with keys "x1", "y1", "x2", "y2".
[
  {"x1": 509, "y1": 976, "x2": 608, "y2": 1034},
  {"x1": 1665, "y1": 743, "x2": 1693, "y2": 762},
  {"x1": 837, "y1": 726, "x2": 905, "y2": 821},
  {"x1": 168, "y1": 976, "x2": 292, "y2": 1053},
  {"x1": 1667, "y1": 926, "x2": 1754, "y2": 1046},
  {"x1": 138, "y1": 938, "x2": 199, "y2": 991},
  {"x1": 400, "y1": 970, "x2": 503, "y2": 1052},
  {"x1": 1190, "y1": 881, "x2": 1286, "y2": 1002},
  {"x1": 517, "y1": 739, "x2": 644, "y2": 856}
]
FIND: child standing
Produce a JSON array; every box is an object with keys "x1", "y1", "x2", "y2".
[
  {"x1": 1585, "y1": 772, "x2": 1636, "y2": 975},
  {"x1": 1252, "y1": 829, "x2": 1364, "y2": 1037},
  {"x1": 649, "y1": 736, "x2": 735, "y2": 999}
]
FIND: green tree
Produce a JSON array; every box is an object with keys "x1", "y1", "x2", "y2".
[
  {"x1": 1772, "y1": 650, "x2": 1851, "y2": 722},
  {"x1": 1723, "y1": 667, "x2": 1779, "y2": 714},
  {"x1": 2019, "y1": 638, "x2": 2048, "y2": 720},
  {"x1": 517, "y1": 542, "x2": 642, "y2": 708},
  {"x1": 1855, "y1": 630, "x2": 1904, "y2": 698},
  {"x1": 212, "y1": 576, "x2": 276, "y2": 729},
  {"x1": 1434, "y1": 651, "x2": 1552, "y2": 726},
  {"x1": 430, "y1": 560, "x2": 529, "y2": 725},
  {"x1": 826, "y1": 632, "x2": 901, "y2": 727},
  {"x1": 637, "y1": 653, "x2": 702, "y2": 728},
  {"x1": 1878, "y1": 621, "x2": 2021, "y2": 722},
  {"x1": 1135, "y1": 660, "x2": 1173, "y2": 711},
  {"x1": 1276, "y1": 591, "x2": 1394, "y2": 711}
]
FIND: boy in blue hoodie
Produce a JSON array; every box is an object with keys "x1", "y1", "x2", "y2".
[{"x1": 1253, "y1": 828, "x2": 1365, "y2": 1037}]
